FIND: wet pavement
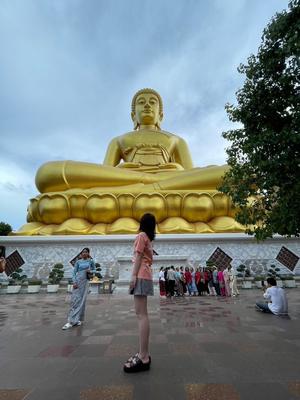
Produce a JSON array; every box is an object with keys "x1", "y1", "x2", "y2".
[{"x1": 0, "y1": 288, "x2": 300, "y2": 399}]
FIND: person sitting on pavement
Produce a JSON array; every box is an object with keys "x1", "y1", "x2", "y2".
[{"x1": 255, "y1": 277, "x2": 288, "y2": 316}]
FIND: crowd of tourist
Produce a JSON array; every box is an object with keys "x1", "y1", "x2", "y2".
[{"x1": 158, "y1": 265, "x2": 240, "y2": 298}]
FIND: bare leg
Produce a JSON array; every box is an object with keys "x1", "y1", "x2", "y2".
[
  {"x1": 134, "y1": 295, "x2": 150, "y2": 363},
  {"x1": 123, "y1": 295, "x2": 150, "y2": 368}
]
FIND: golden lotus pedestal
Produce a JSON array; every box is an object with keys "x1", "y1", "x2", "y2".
[{"x1": 16, "y1": 189, "x2": 244, "y2": 235}]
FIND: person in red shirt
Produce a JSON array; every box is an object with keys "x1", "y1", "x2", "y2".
[
  {"x1": 203, "y1": 268, "x2": 210, "y2": 295},
  {"x1": 195, "y1": 268, "x2": 202, "y2": 295},
  {"x1": 184, "y1": 267, "x2": 192, "y2": 295},
  {"x1": 124, "y1": 213, "x2": 156, "y2": 373},
  {"x1": 158, "y1": 267, "x2": 166, "y2": 297}
]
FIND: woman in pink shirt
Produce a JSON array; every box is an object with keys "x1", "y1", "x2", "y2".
[
  {"x1": 124, "y1": 213, "x2": 156, "y2": 373},
  {"x1": 218, "y1": 267, "x2": 226, "y2": 296}
]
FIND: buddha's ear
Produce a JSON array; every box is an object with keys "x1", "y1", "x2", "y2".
[
  {"x1": 131, "y1": 111, "x2": 139, "y2": 130},
  {"x1": 156, "y1": 112, "x2": 163, "y2": 128}
]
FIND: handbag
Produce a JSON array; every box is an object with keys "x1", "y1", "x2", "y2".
[
  {"x1": 86, "y1": 270, "x2": 93, "y2": 280},
  {"x1": 86, "y1": 260, "x2": 94, "y2": 280}
]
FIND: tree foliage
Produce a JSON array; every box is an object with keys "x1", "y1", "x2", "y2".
[
  {"x1": 48, "y1": 263, "x2": 64, "y2": 285},
  {"x1": 219, "y1": 0, "x2": 300, "y2": 240},
  {"x1": 10, "y1": 268, "x2": 27, "y2": 284},
  {"x1": 0, "y1": 222, "x2": 12, "y2": 236}
]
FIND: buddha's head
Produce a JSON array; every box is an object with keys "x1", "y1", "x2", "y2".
[{"x1": 131, "y1": 88, "x2": 163, "y2": 130}]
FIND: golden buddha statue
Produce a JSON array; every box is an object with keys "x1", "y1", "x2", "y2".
[{"x1": 16, "y1": 88, "x2": 244, "y2": 235}]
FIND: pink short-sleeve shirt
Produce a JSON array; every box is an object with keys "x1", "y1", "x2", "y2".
[{"x1": 133, "y1": 232, "x2": 153, "y2": 280}]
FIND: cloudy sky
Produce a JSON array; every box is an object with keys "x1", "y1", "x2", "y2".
[{"x1": 0, "y1": 0, "x2": 288, "y2": 230}]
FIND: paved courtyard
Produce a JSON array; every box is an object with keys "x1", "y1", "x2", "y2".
[{"x1": 0, "y1": 288, "x2": 300, "y2": 400}]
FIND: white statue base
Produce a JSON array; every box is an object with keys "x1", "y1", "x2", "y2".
[{"x1": 1, "y1": 234, "x2": 299, "y2": 284}]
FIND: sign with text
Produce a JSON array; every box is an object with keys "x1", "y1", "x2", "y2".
[
  {"x1": 208, "y1": 247, "x2": 232, "y2": 269},
  {"x1": 5, "y1": 250, "x2": 25, "y2": 276},
  {"x1": 276, "y1": 246, "x2": 299, "y2": 271}
]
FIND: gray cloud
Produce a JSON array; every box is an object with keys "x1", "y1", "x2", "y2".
[
  {"x1": 0, "y1": 0, "x2": 288, "y2": 229},
  {"x1": 0, "y1": 182, "x2": 32, "y2": 193}
]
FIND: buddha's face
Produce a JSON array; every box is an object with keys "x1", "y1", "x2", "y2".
[{"x1": 132, "y1": 92, "x2": 163, "y2": 128}]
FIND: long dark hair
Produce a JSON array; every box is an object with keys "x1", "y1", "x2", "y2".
[
  {"x1": 81, "y1": 248, "x2": 91, "y2": 258},
  {"x1": 139, "y1": 213, "x2": 156, "y2": 241}
]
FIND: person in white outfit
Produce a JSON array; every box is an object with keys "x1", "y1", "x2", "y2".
[
  {"x1": 228, "y1": 265, "x2": 239, "y2": 296},
  {"x1": 255, "y1": 277, "x2": 288, "y2": 315},
  {"x1": 222, "y1": 266, "x2": 231, "y2": 297}
]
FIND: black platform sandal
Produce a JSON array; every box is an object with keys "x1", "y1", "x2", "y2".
[
  {"x1": 126, "y1": 353, "x2": 151, "y2": 365},
  {"x1": 123, "y1": 354, "x2": 151, "y2": 373}
]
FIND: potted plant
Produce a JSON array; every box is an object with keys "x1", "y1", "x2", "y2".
[
  {"x1": 281, "y1": 275, "x2": 296, "y2": 288},
  {"x1": 27, "y1": 278, "x2": 42, "y2": 293},
  {"x1": 94, "y1": 263, "x2": 102, "y2": 281},
  {"x1": 206, "y1": 261, "x2": 214, "y2": 269},
  {"x1": 0, "y1": 280, "x2": 8, "y2": 295},
  {"x1": 236, "y1": 264, "x2": 253, "y2": 289},
  {"x1": 67, "y1": 279, "x2": 73, "y2": 293},
  {"x1": 294, "y1": 275, "x2": 300, "y2": 287},
  {"x1": 89, "y1": 263, "x2": 103, "y2": 294},
  {"x1": 47, "y1": 263, "x2": 64, "y2": 293},
  {"x1": 7, "y1": 268, "x2": 27, "y2": 294},
  {"x1": 268, "y1": 265, "x2": 283, "y2": 287},
  {"x1": 254, "y1": 275, "x2": 266, "y2": 289}
]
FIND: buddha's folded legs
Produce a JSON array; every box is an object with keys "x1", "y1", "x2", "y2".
[
  {"x1": 113, "y1": 166, "x2": 229, "y2": 192},
  {"x1": 36, "y1": 161, "x2": 161, "y2": 193},
  {"x1": 36, "y1": 161, "x2": 229, "y2": 194},
  {"x1": 151, "y1": 165, "x2": 229, "y2": 191}
]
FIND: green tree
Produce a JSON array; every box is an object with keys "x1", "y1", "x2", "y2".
[
  {"x1": 219, "y1": 0, "x2": 300, "y2": 240},
  {"x1": 10, "y1": 268, "x2": 27, "y2": 284},
  {"x1": 0, "y1": 222, "x2": 12, "y2": 236},
  {"x1": 48, "y1": 263, "x2": 64, "y2": 284}
]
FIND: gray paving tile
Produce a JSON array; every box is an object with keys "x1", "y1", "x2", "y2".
[{"x1": 0, "y1": 288, "x2": 299, "y2": 398}]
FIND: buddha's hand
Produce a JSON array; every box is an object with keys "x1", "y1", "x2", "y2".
[
  {"x1": 158, "y1": 162, "x2": 183, "y2": 170},
  {"x1": 117, "y1": 162, "x2": 140, "y2": 169}
]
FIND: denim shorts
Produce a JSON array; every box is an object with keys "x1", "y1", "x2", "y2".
[{"x1": 132, "y1": 278, "x2": 154, "y2": 296}]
